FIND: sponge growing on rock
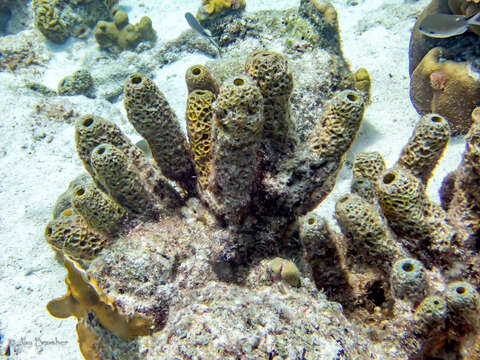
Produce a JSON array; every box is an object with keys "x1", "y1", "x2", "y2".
[
  {"x1": 307, "y1": 90, "x2": 364, "y2": 159},
  {"x1": 196, "y1": 0, "x2": 246, "y2": 22},
  {"x1": 390, "y1": 258, "x2": 428, "y2": 303},
  {"x1": 335, "y1": 193, "x2": 398, "y2": 271},
  {"x1": 413, "y1": 295, "x2": 448, "y2": 335},
  {"x1": 445, "y1": 281, "x2": 480, "y2": 330}
]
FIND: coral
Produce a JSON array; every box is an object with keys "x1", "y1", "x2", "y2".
[
  {"x1": 58, "y1": 69, "x2": 95, "y2": 98},
  {"x1": 409, "y1": 0, "x2": 480, "y2": 135},
  {"x1": 32, "y1": 0, "x2": 117, "y2": 44},
  {"x1": 94, "y1": 10, "x2": 156, "y2": 51},
  {"x1": 196, "y1": 0, "x2": 246, "y2": 22},
  {"x1": 390, "y1": 258, "x2": 428, "y2": 303},
  {"x1": 185, "y1": 89, "x2": 215, "y2": 189},
  {"x1": 395, "y1": 113, "x2": 450, "y2": 185},
  {"x1": 32, "y1": 0, "x2": 68, "y2": 43},
  {"x1": 47, "y1": 255, "x2": 155, "y2": 340},
  {"x1": 185, "y1": 64, "x2": 219, "y2": 95},
  {"x1": 124, "y1": 74, "x2": 196, "y2": 194},
  {"x1": 245, "y1": 50, "x2": 295, "y2": 150},
  {"x1": 410, "y1": 47, "x2": 480, "y2": 135}
]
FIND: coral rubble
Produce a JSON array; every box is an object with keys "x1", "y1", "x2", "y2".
[{"x1": 409, "y1": 0, "x2": 480, "y2": 135}]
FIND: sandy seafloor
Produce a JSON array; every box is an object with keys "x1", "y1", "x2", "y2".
[{"x1": 0, "y1": 0, "x2": 465, "y2": 358}]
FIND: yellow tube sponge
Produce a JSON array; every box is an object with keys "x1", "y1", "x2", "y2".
[
  {"x1": 46, "y1": 255, "x2": 154, "y2": 341},
  {"x1": 186, "y1": 89, "x2": 215, "y2": 190}
]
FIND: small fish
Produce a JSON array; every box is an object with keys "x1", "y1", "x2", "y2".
[
  {"x1": 419, "y1": 12, "x2": 480, "y2": 38},
  {"x1": 185, "y1": 12, "x2": 222, "y2": 55}
]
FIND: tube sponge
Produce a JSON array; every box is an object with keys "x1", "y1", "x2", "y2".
[
  {"x1": 377, "y1": 167, "x2": 429, "y2": 242},
  {"x1": 90, "y1": 143, "x2": 154, "y2": 215},
  {"x1": 351, "y1": 152, "x2": 385, "y2": 201},
  {"x1": 185, "y1": 64, "x2": 219, "y2": 95},
  {"x1": 335, "y1": 193, "x2": 398, "y2": 270},
  {"x1": 75, "y1": 114, "x2": 141, "y2": 185},
  {"x1": 396, "y1": 113, "x2": 450, "y2": 185},
  {"x1": 245, "y1": 51, "x2": 294, "y2": 149},
  {"x1": 307, "y1": 90, "x2": 364, "y2": 159},
  {"x1": 186, "y1": 89, "x2": 215, "y2": 190},
  {"x1": 124, "y1": 74, "x2": 196, "y2": 194},
  {"x1": 45, "y1": 212, "x2": 107, "y2": 260},
  {"x1": 208, "y1": 74, "x2": 264, "y2": 223},
  {"x1": 413, "y1": 295, "x2": 447, "y2": 335},
  {"x1": 71, "y1": 184, "x2": 127, "y2": 235},
  {"x1": 390, "y1": 258, "x2": 428, "y2": 303},
  {"x1": 445, "y1": 281, "x2": 480, "y2": 330}
]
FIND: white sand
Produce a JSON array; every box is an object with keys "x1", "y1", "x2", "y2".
[{"x1": 0, "y1": 0, "x2": 464, "y2": 359}]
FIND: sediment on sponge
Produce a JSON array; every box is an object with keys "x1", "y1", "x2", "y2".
[
  {"x1": 395, "y1": 113, "x2": 450, "y2": 185},
  {"x1": 124, "y1": 74, "x2": 196, "y2": 195},
  {"x1": 245, "y1": 50, "x2": 295, "y2": 150},
  {"x1": 206, "y1": 74, "x2": 264, "y2": 224},
  {"x1": 390, "y1": 258, "x2": 428, "y2": 304}
]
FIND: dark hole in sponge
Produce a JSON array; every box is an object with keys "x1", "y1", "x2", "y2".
[
  {"x1": 131, "y1": 75, "x2": 142, "y2": 85},
  {"x1": 82, "y1": 117, "x2": 94, "y2": 127},
  {"x1": 192, "y1": 67, "x2": 201, "y2": 76},
  {"x1": 347, "y1": 93, "x2": 358, "y2": 102},
  {"x1": 96, "y1": 146, "x2": 106, "y2": 155},
  {"x1": 456, "y1": 286, "x2": 466, "y2": 295},
  {"x1": 45, "y1": 226, "x2": 52, "y2": 237},
  {"x1": 233, "y1": 78, "x2": 244, "y2": 86},
  {"x1": 402, "y1": 262, "x2": 414, "y2": 272},
  {"x1": 431, "y1": 115, "x2": 443, "y2": 123},
  {"x1": 75, "y1": 188, "x2": 85, "y2": 197},
  {"x1": 383, "y1": 172, "x2": 396, "y2": 185}
]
